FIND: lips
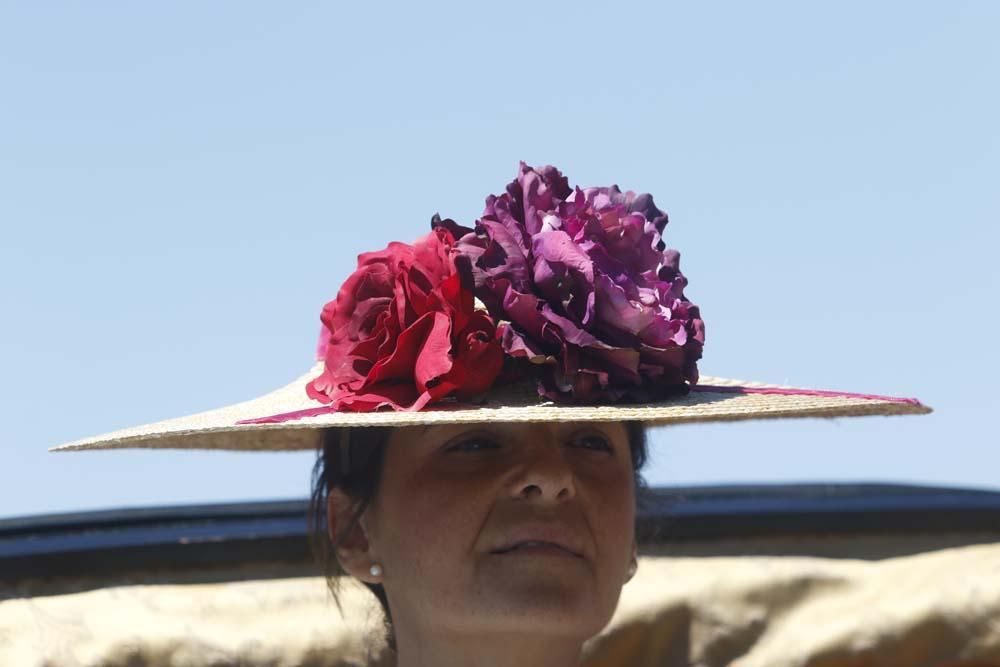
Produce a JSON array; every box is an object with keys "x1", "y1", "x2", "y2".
[
  {"x1": 492, "y1": 540, "x2": 584, "y2": 558},
  {"x1": 489, "y1": 524, "x2": 587, "y2": 559}
]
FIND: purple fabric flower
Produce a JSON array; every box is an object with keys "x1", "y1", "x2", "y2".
[{"x1": 436, "y1": 163, "x2": 705, "y2": 403}]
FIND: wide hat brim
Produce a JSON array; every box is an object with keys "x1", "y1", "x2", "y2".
[{"x1": 51, "y1": 364, "x2": 930, "y2": 452}]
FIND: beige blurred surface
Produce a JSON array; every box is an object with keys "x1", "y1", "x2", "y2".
[{"x1": 3, "y1": 542, "x2": 999, "y2": 666}]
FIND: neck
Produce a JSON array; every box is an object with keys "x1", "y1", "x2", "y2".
[{"x1": 393, "y1": 626, "x2": 584, "y2": 667}]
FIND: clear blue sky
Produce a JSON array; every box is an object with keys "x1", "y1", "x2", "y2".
[{"x1": 2, "y1": 2, "x2": 997, "y2": 519}]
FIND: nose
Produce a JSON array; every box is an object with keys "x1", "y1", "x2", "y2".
[{"x1": 509, "y1": 437, "x2": 576, "y2": 502}]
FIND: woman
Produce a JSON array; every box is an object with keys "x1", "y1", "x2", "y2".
[
  {"x1": 313, "y1": 421, "x2": 646, "y2": 666},
  {"x1": 54, "y1": 163, "x2": 929, "y2": 665}
]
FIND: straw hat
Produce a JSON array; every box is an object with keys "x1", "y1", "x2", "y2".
[{"x1": 52, "y1": 164, "x2": 929, "y2": 453}]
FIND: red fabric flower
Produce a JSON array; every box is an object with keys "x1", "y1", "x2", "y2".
[{"x1": 308, "y1": 227, "x2": 504, "y2": 412}]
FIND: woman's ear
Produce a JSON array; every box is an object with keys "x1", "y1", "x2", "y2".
[
  {"x1": 327, "y1": 488, "x2": 381, "y2": 583},
  {"x1": 625, "y1": 541, "x2": 638, "y2": 583}
]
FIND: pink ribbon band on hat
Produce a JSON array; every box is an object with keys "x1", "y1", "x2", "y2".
[
  {"x1": 239, "y1": 406, "x2": 340, "y2": 425},
  {"x1": 691, "y1": 384, "x2": 924, "y2": 406},
  {"x1": 236, "y1": 385, "x2": 924, "y2": 426}
]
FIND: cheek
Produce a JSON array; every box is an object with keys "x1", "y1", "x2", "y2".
[
  {"x1": 370, "y1": 467, "x2": 492, "y2": 580},
  {"x1": 583, "y1": 467, "x2": 637, "y2": 564}
]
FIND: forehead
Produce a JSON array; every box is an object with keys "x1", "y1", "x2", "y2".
[{"x1": 387, "y1": 421, "x2": 629, "y2": 446}]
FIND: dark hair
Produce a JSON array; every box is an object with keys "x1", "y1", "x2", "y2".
[{"x1": 308, "y1": 422, "x2": 649, "y2": 650}]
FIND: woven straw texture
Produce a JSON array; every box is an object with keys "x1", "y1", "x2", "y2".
[{"x1": 51, "y1": 364, "x2": 930, "y2": 452}]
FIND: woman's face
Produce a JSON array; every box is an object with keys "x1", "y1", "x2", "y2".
[{"x1": 359, "y1": 420, "x2": 637, "y2": 641}]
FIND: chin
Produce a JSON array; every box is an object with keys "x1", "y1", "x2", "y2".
[{"x1": 470, "y1": 570, "x2": 620, "y2": 639}]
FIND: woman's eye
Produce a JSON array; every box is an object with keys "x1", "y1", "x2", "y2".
[
  {"x1": 568, "y1": 434, "x2": 613, "y2": 452},
  {"x1": 447, "y1": 437, "x2": 501, "y2": 453}
]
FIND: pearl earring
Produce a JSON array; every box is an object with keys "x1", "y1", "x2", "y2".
[
  {"x1": 626, "y1": 560, "x2": 637, "y2": 581},
  {"x1": 369, "y1": 562, "x2": 383, "y2": 578}
]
